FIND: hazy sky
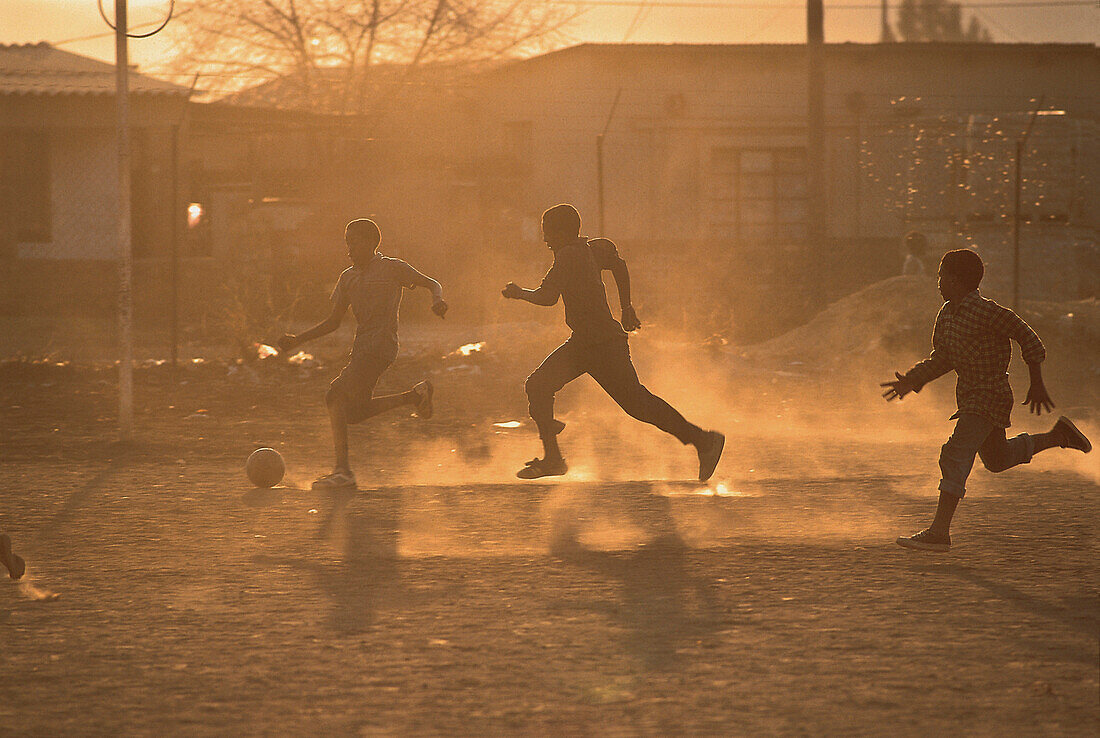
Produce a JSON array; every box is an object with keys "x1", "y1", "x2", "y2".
[{"x1": 1, "y1": 0, "x2": 1096, "y2": 74}]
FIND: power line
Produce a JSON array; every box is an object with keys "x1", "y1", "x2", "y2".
[
  {"x1": 52, "y1": 19, "x2": 179, "y2": 47},
  {"x1": 97, "y1": 0, "x2": 175, "y2": 39},
  {"x1": 742, "y1": 7, "x2": 798, "y2": 41},
  {"x1": 621, "y1": 2, "x2": 653, "y2": 41},
  {"x1": 44, "y1": 1, "x2": 1092, "y2": 49},
  {"x1": 554, "y1": 1, "x2": 1094, "y2": 7}
]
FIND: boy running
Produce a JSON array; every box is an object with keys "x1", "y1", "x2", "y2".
[
  {"x1": 881, "y1": 249, "x2": 1091, "y2": 551},
  {"x1": 502, "y1": 204, "x2": 724, "y2": 481},
  {"x1": 279, "y1": 218, "x2": 447, "y2": 490}
]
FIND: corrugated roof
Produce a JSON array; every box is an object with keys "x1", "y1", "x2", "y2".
[
  {"x1": 0, "y1": 42, "x2": 187, "y2": 96},
  {"x1": 222, "y1": 61, "x2": 483, "y2": 114}
]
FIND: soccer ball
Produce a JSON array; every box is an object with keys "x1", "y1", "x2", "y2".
[{"x1": 246, "y1": 447, "x2": 285, "y2": 488}]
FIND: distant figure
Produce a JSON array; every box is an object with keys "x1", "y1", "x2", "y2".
[
  {"x1": 279, "y1": 219, "x2": 448, "y2": 489},
  {"x1": 502, "y1": 203, "x2": 725, "y2": 481},
  {"x1": 881, "y1": 249, "x2": 1091, "y2": 551},
  {"x1": 902, "y1": 231, "x2": 927, "y2": 276},
  {"x1": 1, "y1": 532, "x2": 25, "y2": 580}
]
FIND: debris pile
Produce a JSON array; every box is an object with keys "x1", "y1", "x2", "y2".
[{"x1": 736, "y1": 276, "x2": 943, "y2": 369}]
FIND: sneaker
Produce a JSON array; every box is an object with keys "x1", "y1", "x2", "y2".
[
  {"x1": 311, "y1": 470, "x2": 357, "y2": 490},
  {"x1": 896, "y1": 528, "x2": 951, "y2": 552},
  {"x1": 695, "y1": 430, "x2": 725, "y2": 482},
  {"x1": 413, "y1": 380, "x2": 434, "y2": 419},
  {"x1": 516, "y1": 457, "x2": 568, "y2": 480},
  {"x1": 0, "y1": 533, "x2": 26, "y2": 580},
  {"x1": 1054, "y1": 416, "x2": 1092, "y2": 453}
]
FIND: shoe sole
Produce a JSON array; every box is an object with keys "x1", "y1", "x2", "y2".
[
  {"x1": 698, "y1": 432, "x2": 725, "y2": 482},
  {"x1": 311, "y1": 479, "x2": 357, "y2": 490},
  {"x1": 1057, "y1": 416, "x2": 1092, "y2": 453},
  {"x1": 516, "y1": 466, "x2": 568, "y2": 480},
  {"x1": 896, "y1": 537, "x2": 950, "y2": 552}
]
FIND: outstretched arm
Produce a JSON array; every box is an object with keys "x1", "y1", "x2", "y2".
[
  {"x1": 502, "y1": 282, "x2": 560, "y2": 306},
  {"x1": 279, "y1": 301, "x2": 346, "y2": 353},
  {"x1": 407, "y1": 266, "x2": 448, "y2": 318},
  {"x1": 882, "y1": 349, "x2": 952, "y2": 401}
]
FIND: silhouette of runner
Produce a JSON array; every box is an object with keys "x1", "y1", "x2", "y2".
[
  {"x1": 502, "y1": 204, "x2": 724, "y2": 481},
  {"x1": 279, "y1": 218, "x2": 447, "y2": 490},
  {"x1": 882, "y1": 248, "x2": 1092, "y2": 551}
]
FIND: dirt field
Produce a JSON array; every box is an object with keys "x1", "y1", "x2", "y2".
[{"x1": 2, "y1": 324, "x2": 1097, "y2": 736}]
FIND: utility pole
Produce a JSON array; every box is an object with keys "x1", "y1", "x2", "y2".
[
  {"x1": 806, "y1": 0, "x2": 826, "y2": 297},
  {"x1": 596, "y1": 88, "x2": 622, "y2": 235},
  {"x1": 169, "y1": 122, "x2": 179, "y2": 368},
  {"x1": 1013, "y1": 100, "x2": 1044, "y2": 310},
  {"x1": 879, "y1": 0, "x2": 895, "y2": 43},
  {"x1": 169, "y1": 74, "x2": 200, "y2": 369},
  {"x1": 115, "y1": 0, "x2": 134, "y2": 440}
]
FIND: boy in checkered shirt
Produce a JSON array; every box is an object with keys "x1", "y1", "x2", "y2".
[{"x1": 881, "y1": 249, "x2": 1091, "y2": 551}]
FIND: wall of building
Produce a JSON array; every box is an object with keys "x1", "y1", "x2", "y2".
[
  {"x1": 14, "y1": 126, "x2": 119, "y2": 259},
  {"x1": 459, "y1": 44, "x2": 1098, "y2": 248}
]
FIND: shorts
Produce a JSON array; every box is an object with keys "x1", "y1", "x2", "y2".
[{"x1": 329, "y1": 350, "x2": 396, "y2": 424}]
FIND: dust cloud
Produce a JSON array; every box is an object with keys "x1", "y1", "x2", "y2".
[{"x1": 365, "y1": 271, "x2": 1096, "y2": 553}]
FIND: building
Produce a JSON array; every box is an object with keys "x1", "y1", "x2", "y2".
[
  {"x1": 441, "y1": 42, "x2": 1098, "y2": 327},
  {"x1": 0, "y1": 42, "x2": 189, "y2": 260},
  {"x1": 0, "y1": 43, "x2": 374, "y2": 332},
  {"x1": 0, "y1": 42, "x2": 189, "y2": 317}
]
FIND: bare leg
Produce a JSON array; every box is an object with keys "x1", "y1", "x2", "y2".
[
  {"x1": 929, "y1": 492, "x2": 960, "y2": 535},
  {"x1": 526, "y1": 342, "x2": 584, "y2": 463},
  {"x1": 328, "y1": 389, "x2": 416, "y2": 472},
  {"x1": 587, "y1": 339, "x2": 705, "y2": 446},
  {"x1": 326, "y1": 389, "x2": 351, "y2": 472},
  {"x1": 541, "y1": 431, "x2": 564, "y2": 464},
  {"x1": 1, "y1": 533, "x2": 26, "y2": 580},
  {"x1": 358, "y1": 391, "x2": 416, "y2": 420}
]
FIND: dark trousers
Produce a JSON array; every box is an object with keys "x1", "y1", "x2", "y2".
[
  {"x1": 525, "y1": 336, "x2": 702, "y2": 445},
  {"x1": 938, "y1": 412, "x2": 1034, "y2": 498}
]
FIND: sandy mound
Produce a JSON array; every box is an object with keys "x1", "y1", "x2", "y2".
[{"x1": 737, "y1": 276, "x2": 943, "y2": 369}]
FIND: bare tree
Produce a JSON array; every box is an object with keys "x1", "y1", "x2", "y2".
[
  {"x1": 168, "y1": 0, "x2": 576, "y2": 113},
  {"x1": 895, "y1": 0, "x2": 993, "y2": 42}
]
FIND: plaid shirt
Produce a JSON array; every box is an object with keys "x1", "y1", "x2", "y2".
[{"x1": 905, "y1": 290, "x2": 1045, "y2": 428}]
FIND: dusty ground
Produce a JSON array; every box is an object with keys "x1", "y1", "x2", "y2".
[{"x1": 1, "y1": 324, "x2": 1097, "y2": 736}]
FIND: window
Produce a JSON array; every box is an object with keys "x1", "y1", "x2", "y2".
[
  {"x1": 705, "y1": 147, "x2": 807, "y2": 244},
  {"x1": 0, "y1": 129, "x2": 51, "y2": 246}
]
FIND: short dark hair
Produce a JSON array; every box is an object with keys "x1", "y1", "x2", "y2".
[
  {"x1": 541, "y1": 203, "x2": 581, "y2": 237},
  {"x1": 940, "y1": 249, "x2": 984, "y2": 291},
  {"x1": 345, "y1": 218, "x2": 381, "y2": 258},
  {"x1": 905, "y1": 231, "x2": 927, "y2": 254}
]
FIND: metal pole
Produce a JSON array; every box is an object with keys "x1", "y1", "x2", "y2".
[
  {"x1": 596, "y1": 133, "x2": 605, "y2": 234},
  {"x1": 807, "y1": 0, "x2": 826, "y2": 294},
  {"x1": 596, "y1": 88, "x2": 622, "y2": 236},
  {"x1": 170, "y1": 74, "x2": 200, "y2": 368},
  {"x1": 1012, "y1": 138, "x2": 1022, "y2": 310},
  {"x1": 115, "y1": 0, "x2": 134, "y2": 439},
  {"x1": 1013, "y1": 100, "x2": 1044, "y2": 310},
  {"x1": 170, "y1": 123, "x2": 179, "y2": 368}
]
